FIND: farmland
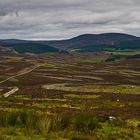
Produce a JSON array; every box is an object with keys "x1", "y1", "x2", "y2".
[{"x1": 0, "y1": 53, "x2": 140, "y2": 140}]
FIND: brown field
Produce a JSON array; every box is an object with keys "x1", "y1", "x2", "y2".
[
  {"x1": 0, "y1": 53, "x2": 140, "y2": 119},
  {"x1": 0, "y1": 53, "x2": 140, "y2": 140}
]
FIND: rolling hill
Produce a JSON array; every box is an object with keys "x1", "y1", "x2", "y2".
[
  {"x1": 0, "y1": 33, "x2": 140, "y2": 54},
  {"x1": 46, "y1": 33, "x2": 139, "y2": 49},
  {"x1": 0, "y1": 41, "x2": 59, "y2": 54}
]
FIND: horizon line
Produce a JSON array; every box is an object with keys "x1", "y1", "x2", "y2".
[{"x1": 0, "y1": 32, "x2": 139, "y2": 41}]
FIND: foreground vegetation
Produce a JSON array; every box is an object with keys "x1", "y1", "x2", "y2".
[{"x1": 0, "y1": 110, "x2": 139, "y2": 140}]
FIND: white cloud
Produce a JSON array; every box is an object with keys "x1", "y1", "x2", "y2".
[{"x1": 0, "y1": 0, "x2": 140, "y2": 39}]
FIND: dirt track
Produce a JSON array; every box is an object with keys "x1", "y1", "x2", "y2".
[
  {"x1": 3, "y1": 87, "x2": 19, "y2": 98},
  {"x1": 0, "y1": 65, "x2": 41, "y2": 84},
  {"x1": 0, "y1": 65, "x2": 42, "y2": 97}
]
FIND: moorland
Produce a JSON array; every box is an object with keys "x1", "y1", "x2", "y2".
[{"x1": 0, "y1": 33, "x2": 140, "y2": 140}]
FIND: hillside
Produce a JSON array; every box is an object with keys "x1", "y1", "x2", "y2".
[
  {"x1": 0, "y1": 41, "x2": 59, "y2": 54},
  {"x1": 0, "y1": 33, "x2": 140, "y2": 54},
  {"x1": 46, "y1": 33, "x2": 140, "y2": 50},
  {"x1": 0, "y1": 47, "x2": 18, "y2": 56}
]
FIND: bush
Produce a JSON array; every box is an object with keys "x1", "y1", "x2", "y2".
[
  {"x1": 56, "y1": 114, "x2": 71, "y2": 130},
  {"x1": 0, "y1": 110, "x2": 40, "y2": 135},
  {"x1": 0, "y1": 112, "x2": 18, "y2": 127},
  {"x1": 0, "y1": 110, "x2": 103, "y2": 137},
  {"x1": 74, "y1": 112, "x2": 101, "y2": 132},
  {"x1": 37, "y1": 116, "x2": 52, "y2": 136}
]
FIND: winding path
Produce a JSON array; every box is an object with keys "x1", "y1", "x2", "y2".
[
  {"x1": 3, "y1": 87, "x2": 19, "y2": 98},
  {"x1": 0, "y1": 64, "x2": 42, "y2": 97},
  {"x1": 0, "y1": 65, "x2": 41, "y2": 84}
]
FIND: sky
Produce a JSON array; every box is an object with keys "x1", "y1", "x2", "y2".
[{"x1": 0, "y1": 0, "x2": 140, "y2": 40}]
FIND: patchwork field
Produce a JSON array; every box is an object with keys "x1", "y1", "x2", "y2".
[{"x1": 0, "y1": 53, "x2": 140, "y2": 140}]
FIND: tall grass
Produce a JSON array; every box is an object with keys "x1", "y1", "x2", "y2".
[
  {"x1": 0, "y1": 111, "x2": 18, "y2": 127},
  {"x1": 0, "y1": 110, "x2": 139, "y2": 140},
  {"x1": 74, "y1": 112, "x2": 101, "y2": 132},
  {"x1": 0, "y1": 110, "x2": 100, "y2": 135}
]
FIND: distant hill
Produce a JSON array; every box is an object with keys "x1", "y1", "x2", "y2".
[
  {"x1": 45, "y1": 33, "x2": 140, "y2": 50},
  {"x1": 0, "y1": 33, "x2": 140, "y2": 53},
  {"x1": 0, "y1": 46, "x2": 18, "y2": 56},
  {"x1": 0, "y1": 40, "x2": 59, "y2": 54}
]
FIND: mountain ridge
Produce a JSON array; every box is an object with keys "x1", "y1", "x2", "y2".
[
  {"x1": 0, "y1": 33, "x2": 140, "y2": 53},
  {"x1": 45, "y1": 33, "x2": 139, "y2": 49}
]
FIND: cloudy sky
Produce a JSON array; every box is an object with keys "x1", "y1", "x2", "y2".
[{"x1": 0, "y1": 0, "x2": 140, "y2": 40}]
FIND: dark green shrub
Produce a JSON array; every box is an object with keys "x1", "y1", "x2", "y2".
[
  {"x1": 18, "y1": 110, "x2": 40, "y2": 134},
  {"x1": 74, "y1": 112, "x2": 101, "y2": 132},
  {"x1": 0, "y1": 112, "x2": 18, "y2": 127},
  {"x1": 50, "y1": 113, "x2": 71, "y2": 131},
  {"x1": 18, "y1": 110, "x2": 28, "y2": 125},
  {"x1": 37, "y1": 116, "x2": 52, "y2": 136},
  {"x1": 58, "y1": 114, "x2": 71, "y2": 130}
]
